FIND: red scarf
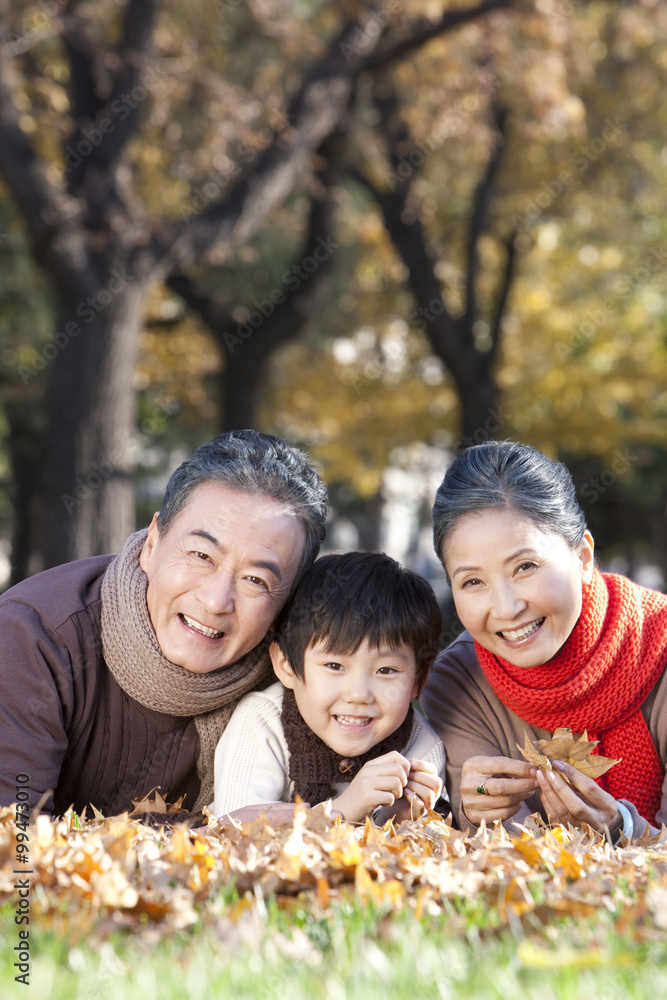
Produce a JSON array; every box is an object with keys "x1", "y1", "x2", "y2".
[{"x1": 474, "y1": 569, "x2": 667, "y2": 824}]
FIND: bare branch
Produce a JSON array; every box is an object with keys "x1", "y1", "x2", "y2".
[
  {"x1": 66, "y1": 0, "x2": 161, "y2": 195},
  {"x1": 165, "y1": 273, "x2": 235, "y2": 334},
  {"x1": 464, "y1": 102, "x2": 508, "y2": 326},
  {"x1": 167, "y1": 134, "x2": 343, "y2": 430},
  {"x1": 161, "y1": 2, "x2": 511, "y2": 272},
  {"x1": 162, "y1": 16, "x2": 377, "y2": 269},
  {"x1": 366, "y1": 0, "x2": 514, "y2": 72},
  {"x1": 0, "y1": 6, "x2": 93, "y2": 298},
  {"x1": 62, "y1": 14, "x2": 100, "y2": 127},
  {"x1": 489, "y1": 232, "x2": 518, "y2": 359}
]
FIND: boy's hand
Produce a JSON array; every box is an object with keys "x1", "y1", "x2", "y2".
[
  {"x1": 331, "y1": 751, "x2": 410, "y2": 823},
  {"x1": 405, "y1": 758, "x2": 443, "y2": 815},
  {"x1": 377, "y1": 759, "x2": 443, "y2": 824}
]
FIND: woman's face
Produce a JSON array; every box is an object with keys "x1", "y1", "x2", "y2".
[{"x1": 442, "y1": 507, "x2": 595, "y2": 668}]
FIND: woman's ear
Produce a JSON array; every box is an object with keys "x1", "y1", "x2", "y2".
[
  {"x1": 269, "y1": 640, "x2": 297, "y2": 689},
  {"x1": 579, "y1": 530, "x2": 595, "y2": 584}
]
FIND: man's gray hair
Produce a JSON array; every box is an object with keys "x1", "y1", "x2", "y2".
[
  {"x1": 157, "y1": 430, "x2": 328, "y2": 584},
  {"x1": 432, "y1": 440, "x2": 587, "y2": 567}
]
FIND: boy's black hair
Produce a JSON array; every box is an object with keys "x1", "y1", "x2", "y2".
[{"x1": 273, "y1": 552, "x2": 443, "y2": 692}]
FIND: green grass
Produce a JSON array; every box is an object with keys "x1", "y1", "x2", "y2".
[{"x1": 2, "y1": 893, "x2": 666, "y2": 1000}]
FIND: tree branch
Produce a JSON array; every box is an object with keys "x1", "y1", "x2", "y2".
[
  {"x1": 62, "y1": 14, "x2": 100, "y2": 128},
  {"x1": 366, "y1": 0, "x2": 513, "y2": 72},
  {"x1": 0, "y1": 3, "x2": 93, "y2": 298},
  {"x1": 162, "y1": 16, "x2": 376, "y2": 270},
  {"x1": 464, "y1": 101, "x2": 508, "y2": 326},
  {"x1": 489, "y1": 232, "x2": 518, "y2": 359},
  {"x1": 171, "y1": 134, "x2": 342, "y2": 357},
  {"x1": 161, "y1": 1, "x2": 513, "y2": 272},
  {"x1": 167, "y1": 133, "x2": 343, "y2": 429},
  {"x1": 66, "y1": 0, "x2": 161, "y2": 195}
]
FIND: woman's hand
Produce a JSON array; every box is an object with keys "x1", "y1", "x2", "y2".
[
  {"x1": 461, "y1": 755, "x2": 539, "y2": 825},
  {"x1": 536, "y1": 760, "x2": 621, "y2": 833}
]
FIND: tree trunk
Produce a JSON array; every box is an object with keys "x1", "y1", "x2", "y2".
[
  {"x1": 38, "y1": 269, "x2": 148, "y2": 567},
  {"x1": 455, "y1": 368, "x2": 503, "y2": 451}
]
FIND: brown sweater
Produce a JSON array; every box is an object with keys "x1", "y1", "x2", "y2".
[
  {"x1": 421, "y1": 631, "x2": 667, "y2": 837},
  {"x1": 0, "y1": 556, "x2": 200, "y2": 816}
]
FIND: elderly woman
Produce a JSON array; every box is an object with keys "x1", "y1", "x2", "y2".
[{"x1": 421, "y1": 440, "x2": 667, "y2": 840}]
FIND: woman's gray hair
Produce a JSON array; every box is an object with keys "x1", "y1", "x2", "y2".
[
  {"x1": 156, "y1": 430, "x2": 328, "y2": 586},
  {"x1": 432, "y1": 440, "x2": 587, "y2": 565}
]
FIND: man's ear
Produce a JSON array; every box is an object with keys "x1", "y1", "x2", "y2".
[
  {"x1": 139, "y1": 512, "x2": 160, "y2": 574},
  {"x1": 269, "y1": 640, "x2": 297, "y2": 690}
]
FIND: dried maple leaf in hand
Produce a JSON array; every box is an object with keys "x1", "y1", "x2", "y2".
[
  {"x1": 516, "y1": 733, "x2": 553, "y2": 770},
  {"x1": 517, "y1": 728, "x2": 621, "y2": 780}
]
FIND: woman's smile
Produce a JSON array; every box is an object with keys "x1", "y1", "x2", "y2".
[{"x1": 496, "y1": 616, "x2": 545, "y2": 644}]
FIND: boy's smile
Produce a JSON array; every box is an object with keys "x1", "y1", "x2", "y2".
[{"x1": 272, "y1": 638, "x2": 419, "y2": 757}]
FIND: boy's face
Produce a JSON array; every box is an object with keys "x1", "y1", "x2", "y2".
[{"x1": 272, "y1": 638, "x2": 419, "y2": 757}]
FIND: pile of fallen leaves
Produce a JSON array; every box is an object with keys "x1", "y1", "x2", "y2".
[{"x1": 2, "y1": 796, "x2": 667, "y2": 947}]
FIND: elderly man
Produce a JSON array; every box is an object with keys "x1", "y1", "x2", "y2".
[{"x1": 0, "y1": 430, "x2": 327, "y2": 817}]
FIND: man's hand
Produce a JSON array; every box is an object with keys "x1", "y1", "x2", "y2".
[
  {"x1": 332, "y1": 751, "x2": 410, "y2": 823},
  {"x1": 461, "y1": 755, "x2": 539, "y2": 825}
]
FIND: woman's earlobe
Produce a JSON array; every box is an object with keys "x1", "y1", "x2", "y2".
[{"x1": 580, "y1": 530, "x2": 595, "y2": 583}]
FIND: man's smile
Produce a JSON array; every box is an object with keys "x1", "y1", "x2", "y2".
[{"x1": 179, "y1": 613, "x2": 225, "y2": 639}]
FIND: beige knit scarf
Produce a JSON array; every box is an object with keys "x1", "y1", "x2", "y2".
[{"x1": 100, "y1": 528, "x2": 272, "y2": 810}]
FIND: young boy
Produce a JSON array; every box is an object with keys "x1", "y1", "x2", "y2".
[{"x1": 212, "y1": 551, "x2": 448, "y2": 824}]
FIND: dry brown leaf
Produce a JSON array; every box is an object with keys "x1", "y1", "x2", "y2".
[
  {"x1": 516, "y1": 733, "x2": 552, "y2": 770},
  {"x1": 517, "y1": 728, "x2": 621, "y2": 779},
  {"x1": 131, "y1": 789, "x2": 169, "y2": 814},
  {"x1": 4, "y1": 794, "x2": 666, "y2": 946}
]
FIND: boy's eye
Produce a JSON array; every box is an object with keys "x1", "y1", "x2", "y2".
[
  {"x1": 377, "y1": 666, "x2": 397, "y2": 675},
  {"x1": 323, "y1": 661, "x2": 344, "y2": 671}
]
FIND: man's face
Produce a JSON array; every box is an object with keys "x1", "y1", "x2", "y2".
[{"x1": 139, "y1": 482, "x2": 306, "y2": 673}]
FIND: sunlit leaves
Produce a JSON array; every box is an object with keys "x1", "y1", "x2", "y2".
[{"x1": 3, "y1": 800, "x2": 667, "y2": 949}]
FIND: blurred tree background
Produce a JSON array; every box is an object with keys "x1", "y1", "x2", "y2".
[{"x1": 0, "y1": 0, "x2": 666, "y2": 598}]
